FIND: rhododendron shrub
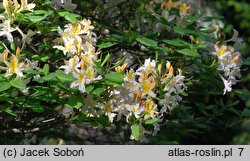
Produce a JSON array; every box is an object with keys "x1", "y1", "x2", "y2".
[{"x1": 0, "y1": 0, "x2": 247, "y2": 144}]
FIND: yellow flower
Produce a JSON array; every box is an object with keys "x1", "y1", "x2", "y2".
[
  {"x1": 83, "y1": 42, "x2": 96, "y2": 57},
  {"x1": 232, "y1": 55, "x2": 240, "y2": 63},
  {"x1": 80, "y1": 19, "x2": 94, "y2": 34},
  {"x1": 166, "y1": 61, "x2": 174, "y2": 74},
  {"x1": 0, "y1": 50, "x2": 9, "y2": 62},
  {"x1": 126, "y1": 103, "x2": 143, "y2": 118},
  {"x1": 102, "y1": 102, "x2": 116, "y2": 123},
  {"x1": 80, "y1": 55, "x2": 93, "y2": 70},
  {"x1": 104, "y1": 102, "x2": 112, "y2": 113},
  {"x1": 176, "y1": 2, "x2": 192, "y2": 16},
  {"x1": 72, "y1": 23, "x2": 82, "y2": 37},
  {"x1": 3, "y1": 0, "x2": 19, "y2": 16},
  {"x1": 144, "y1": 99, "x2": 158, "y2": 120},
  {"x1": 161, "y1": 0, "x2": 173, "y2": 11},
  {"x1": 53, "y1": 37, "x2": 75, "y2": 55},
  {"x1": 4, "y1": 54, "x2": 24, "y2": 77},
  {"x1": 70, "y1": 71, "x2": 86, "y2": 93},
  {"x1": 60, "y1": 55, "x2": 80, "y2": 74},
  {"x1": 18, "y1": 0, "x2": 36, "y2": 12},
  {"x1": 141, "y1": 79, "x2": 156, "y2": 98},
  {"x1": 216, "y1": 45, "x2": 228, "y2": 57},
  {"x1": 115, "y1": 63, "x2": 128, "y2": 73}
]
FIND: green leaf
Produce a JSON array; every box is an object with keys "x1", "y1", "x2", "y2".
[
  {"x1": 104, "y1": 80, "x2": 121, "y2": 86},
  {"x1": 10, "y1": 43, "x2": 16, "y2": 51},
  {"x1": 243, "y1": 57, "x2": 250, "y2": 65},
  {"x1": 176, "y1": 49, "x2": 200, "y2": 57},
  {"x1": 101, "y1": 53, "x2": 111, "y2": 66},
  {"x1": 111, "y1": 34, "x2": 127, "y2": 42},
  {"x1": 145, "y1": 118, "x2": 158, "y2": 125},
  {"x1": 28, "y1": 15, "x2": 47, "y2": 23},
  {"x1": 42, "y1": 73, "x2": 57, "y2": 81},
  {"x1": 65, "y1": 14, "x2": 78, "y2": 23},
  {"x1": 58, "y1": 11, "x2": 80, "y2": 23},
  {"x1": 136, "y1": 37, "x2": 158, "y2": 47},
  {"x1": 180, "y1": 91, "x2": 188, "y2": 96},
  {"x1": 34, "y1": 10, "x2": 52, "y2": 15},
  {"x1": 241, "y1": 108, "x2": 250, "y2": 117},
  {"x1": 173, "y1": 26, "x2": 186, "y2": 35},
  {"x1": 5, "y1": 108, "x2": 17, "y2": 117},
  {"x1": 65, "y1": 95, "x2": 83, "y2": 109},
  {"x1": 57, "y1": 11, "x2": 68, "y2": 17},
  {"x1": 92, "y1": 86, "x2": 105, "y2": 96},
  {"x1": 200, "y1": 28, "x2": 216, "y2": 33},
  {"x1": 111, "y1": 56, "x2": 127, "y2": 69},
  {"x1": 10, "y1": 78, "x2": 26, "y2": 89},
  {"x1": 0, "y1": 82, "x2": 11, "y2": 92},
  {"x1": 85, "y1": 85, "x2": 94, "y2": 94},
  {"x1": 43, "y1": 64, "x2": 50, "y2": 75},
  {"x1": 54, "y1": 70, "x2": 76, "y2": 82},
  {"x1": 97, "y1": 41, "x2": 117, "y2": 49},
  {"x1": 163, "y1": 39, "x2": 190, "y2": 47},
  {"x1": 32, "y1": 105, "x2": 45, "y2": 113},
  {"x1": 131, "y1": 124, "x2": 140, "y2": 141},
  {"x1": 0, "y1": 45, "x2": 4, "y2": 51},
  {"x1": 27, "y1": 10, "x2": 53, "y2": 23},
  {"x1": 104, "y1": 72, "x2": 125, "y2": 84}
]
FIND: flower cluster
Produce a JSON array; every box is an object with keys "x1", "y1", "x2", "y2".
[
  {"x1": 0, "y1": 20, "x2": 17, "y2": 43},
  {"x1": 146, "y1": 0, "x2": 200, "y2": 23},
  {"x1": 212, "y1": 30, "x2": 242, "y2": 94},
  {"x1": 0, "y1": 0, "x2": 244, "y2": 143},
  {"x1": 2, "y1": 0, "x2": 35, "y2": 18},
  {"x1": 0, "y1": 47, "x2": 37, "y2": 77},
  {"x1": 96, "y1": 59, "x2": 187, "y2": 142},
  {"x1": 54, "y1": 19, "x2": 102, "y2": 93},
  {"x1": 0, "y1": 0, "x2": 35, "y2": 43},
  {"x1": 0, "y1": 1, "x2": 37, "y2": 78},
  {"x1": 161, "y1": 0, "x2": 194, "y2": 20}
]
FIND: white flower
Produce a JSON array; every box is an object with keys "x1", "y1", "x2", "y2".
[
  {"x1": 60, "y1": 55, "x2": 80, "y2": 74},
  {"x1": 3, "y1": 0, "x2": 19, "y2": 15},
  {"x1": 226, "y1": 29, "x2": 243, "y2": 45},
  {"x1": 212, "y1": 43, "x2": 241, "y2": 94},
  {"x1": 54, "y1": 19, "x2": 96, "y2": 56},
  {"x1": 114, "y1": 102, "x2": 129, "y2": 121},
  {"x1": 84, "y1": 66, "x2": 102, "y2": 84},
  {"x1": 136, "y1": 58, "x2": 156, "y2": 74},
  {"x1": 175, "y1": 2, "x2": 193, "y2": 17},
  {"x1": 126, "y1": 103, "x2": 143, "y2": 119},
  {"x1": 143, "y1": 99, "x2": 158, "y2": 120},
  {"x1": 22, "y1": 30, "x2": 36, "y2": 48},
  {"x1": 70, "y1": 71, "x2": 86, "y2": 93},
  {"x1": 142, "y1": 78, "x2": 156, "y2": 97},
  {"x1": 53, "y1": 37, "x2": 76, "y2": 55},
  {"x1": 24, "y1": 58, "x2": 38, "y2": 70},
  {"x1": 20, "y1": 87, "x2": 30, "y2": 96},
  {"x1": 220, "y1": 75, "x2": 232, "y2": 95},
  {"x1": 80, "y1": 19, "x2": 95, "y2": 34},
  {"x1": 100, "y1": 102, "x2": 117, "y2": 123},
  {"x1": 212, "y1": 45, "x2": 230, "y2": 58},
  {"x1": 18, "y1": 0, "x2": 36, "y2": 12},
  {"x1": 33, "y1": 74, "x2": 41, "y2": 80},
  {"x1": 152, "y1": 122, "x2": 161, "y2": 136},
  {"x1": 4, "y1": 54, "x2": 25, "y2": 77},
  {"x1": 0, "y1": 20, "x2": 16, "y2": 43}
]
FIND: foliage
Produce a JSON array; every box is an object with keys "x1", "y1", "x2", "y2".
[{"x1": 0, "y1": 0, "x2": 249, "y2": 144}]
